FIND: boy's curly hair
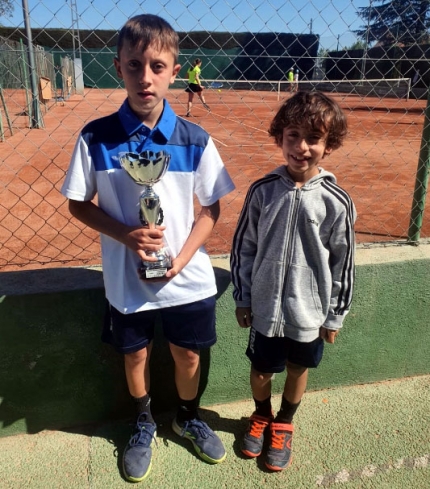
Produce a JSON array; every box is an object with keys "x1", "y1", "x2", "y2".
[{"x1": 269, "y1": 91, "x2": 348, "y2": 150}]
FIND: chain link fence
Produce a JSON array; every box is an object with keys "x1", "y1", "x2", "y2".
[{"x1": 0, "y1": 0, "x2": 429, "y2": 272}]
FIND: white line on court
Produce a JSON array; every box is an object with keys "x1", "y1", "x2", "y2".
[
  {"x1": 237, "y1": 143, "x2": 274, "y2": 147},
  {"x1": 210, "y1": 111, "x2": 272, "y2": 148},
  {"x1": 315, "y1": 454, "x2": 430, "y2": 486},
  {"x1": 208, "y1": 110, "x2": 269, "y2": 133},
  {"x1": 211, "y1": 137, "x2": 228, "y2": 147},
  {"x1": 211, "y1": 138, "x2": 274, "y2": 148}
]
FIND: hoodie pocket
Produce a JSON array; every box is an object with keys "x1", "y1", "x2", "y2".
[
  {"x1": 250, "y1": 257, "x2": 283, "y2": 322},
  {"x1": 284, "y1": 264, "x2": 324, "y2": 329}
]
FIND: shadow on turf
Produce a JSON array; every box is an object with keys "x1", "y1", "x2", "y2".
[{"x1": 79, "y1": 406, "x2": 275, "y2": 480}]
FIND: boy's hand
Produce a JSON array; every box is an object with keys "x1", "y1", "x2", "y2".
[
  {"x1": 320, "y1": 326, "x2": 339, "y2": 344},
  {"x1": 164, "y1": 256, "x2": 186, "y2": 280},
  {"x1": 125, "y1": 225, "x2": 166, "y2": 262},
  {"x1": 235, "y1": 307, "x2": 252, "y2": 328},
  {"x1": 139, "y1": 255, "x2": 184, "y2": 282}
]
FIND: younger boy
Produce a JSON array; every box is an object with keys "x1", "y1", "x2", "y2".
[
  {"x1": 61, "y1": 14, "x2": 234, "y2": 482},
  {"x1": 230, "y1": 91, "x2": 356, "y2": 471}
]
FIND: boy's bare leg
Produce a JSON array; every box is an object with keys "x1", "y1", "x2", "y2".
[
  {"x1": 169, "y1": 344, "x2": 200, "y2": 400},
  {"x1": 124, "y1": 343, "x2": 152, "y2": 397},
  {"x1": 250, "y1": 365, "x2": 273, "y2": 401},
  {"x1": 284, "y1": 361, "x2": 308, "y2": 403}
]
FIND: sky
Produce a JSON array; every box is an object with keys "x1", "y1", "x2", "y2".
[{"x1": 1, "y1": 0, "x2": 370, "y2": 51}]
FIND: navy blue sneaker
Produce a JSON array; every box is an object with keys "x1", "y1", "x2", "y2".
[
  {"x1": 241, "y1": 413, "x2": 272, "y2": 458},
  {"x1": 122, "y1": 413, "x2": 157, "y2": 482},
  {"x1": 172, "y1": 417, "x2": 226, "y2": 464},
  {"x1": 265, "y1": 422, "x2": 294, "y2": 471}
]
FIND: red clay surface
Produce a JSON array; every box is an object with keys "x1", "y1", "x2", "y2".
[{"x1": 0, "y1": 87, "x2": 428, "y2": 271}]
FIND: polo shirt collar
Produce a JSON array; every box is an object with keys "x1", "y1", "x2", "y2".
[{"x1": 118, "y1": 99, "x2": 177, "y2": 142}]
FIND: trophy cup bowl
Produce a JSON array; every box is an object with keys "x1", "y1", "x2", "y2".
[{"x1": 119, "y1": 150, "x2": 172, "y2": 279}]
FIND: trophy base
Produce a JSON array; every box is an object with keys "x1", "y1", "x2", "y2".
[{"x1": 139, "y1": 252, "x2": 172, "y2": 280}]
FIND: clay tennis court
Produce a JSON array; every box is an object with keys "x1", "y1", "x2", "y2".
[{"x1": 0, "y1": 87, "x2": 428, "y2": 271}]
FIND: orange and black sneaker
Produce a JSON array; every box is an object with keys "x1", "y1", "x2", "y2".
[
  {"x1": 241, "y1": 413, "x2": 272, "y2": 458},
  {"x1": 265, "y1": 422, "x2": 294, "y2": 471}
]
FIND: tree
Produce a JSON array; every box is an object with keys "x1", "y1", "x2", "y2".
[
  {"x1": 0, "y1": 0, "x2": 14, "y2": 18},
  {"x1": 344, "y1": 40, "x2": 366, "y2": 50},
  {"x1": 317, "y1": 47, "x2": 329, "y2": 58},
  {"x1": 355, "y1": 0, "x2": 430, "y2": 46}
]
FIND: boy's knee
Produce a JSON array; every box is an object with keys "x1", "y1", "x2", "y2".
[
  {"x1": 251, "y1": 367, "x2": 273, "y2": 382},
  {"x1": 171, "y1": 345, "x2": 200, "y2": 368},
  {"x1": 125, "y1": 347, "x2": 148, "y2": 366},
  {"x1": 286, "y1": 361, "x2": 307, "y2": 376}
]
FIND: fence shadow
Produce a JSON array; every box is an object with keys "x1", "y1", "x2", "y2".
[{"x1": 0, "y1": 264, "x2": 232, "y2": 436}]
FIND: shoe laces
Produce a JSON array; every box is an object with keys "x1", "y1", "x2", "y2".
[
  {"x1": 271, "y1": 431, "x2": 287, "y2": 449},
  {"x1": 270, "y1": 424, "x2": 293, "y2": 450},
  {"x1": 181, "y1": 419, "x2": 212, "y2": 439},
  {"x1": 249, "y1": 417, "x2": 269, "y2": 438},
  {"x1": 129, "y1": 413, "x2": 156, "y2": 447}
]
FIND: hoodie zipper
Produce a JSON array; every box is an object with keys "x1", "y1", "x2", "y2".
[{"x1": 273, "y1": 187, "x2": 302, "y2": 336}]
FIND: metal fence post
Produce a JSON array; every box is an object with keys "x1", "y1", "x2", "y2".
[
  {"x1": 21, "y1": 0, "x2": 44, "y2": 128},
  {"x1": 408, "y1": 89, "x2": 430, "y2": 244}
]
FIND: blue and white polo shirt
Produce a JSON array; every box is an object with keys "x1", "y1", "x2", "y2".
[{"x1": 61, "y1": 99, "x2": 235, "y2": 313}]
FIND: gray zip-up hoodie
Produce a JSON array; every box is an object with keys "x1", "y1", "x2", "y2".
[{"x1": 230, "y1": 165, "x2": 356, "y2": 342}]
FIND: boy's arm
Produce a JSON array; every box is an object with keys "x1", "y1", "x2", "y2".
[
  {"x1": 165, "y1": 200, "x2": 220, "y2": 279},
  {"x1": 230, "y1": 184, "x2": 260, "y2": 308},
  {"x1": 68, "y1": 199, "x2": 164, "y2": 262},
  {"x1": 322, "y1": 200, "x2": 356, "y2": 336}
]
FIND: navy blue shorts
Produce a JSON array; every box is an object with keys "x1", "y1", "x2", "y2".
[
  {"x1": 102, "y1": 296, "x2": 217, "y2": 354},
  {"x1": 246, "y1": 327, "x2": 324, "y2": 373}
]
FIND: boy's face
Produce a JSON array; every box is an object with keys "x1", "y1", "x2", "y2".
[
  {"x1": 114, "y1": 40, "x2": 180, "y2": 126},
  {"x1": 281, "y1": 125, "x2": 332, "y2": 184}
]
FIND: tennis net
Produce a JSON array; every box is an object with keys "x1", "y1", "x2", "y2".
[
  {"x1": 174, "y1": 77, "x2": 412, "y2": 101},
  {"x1": 277, "y1": 78, "x2": 412, "y2": 101}
]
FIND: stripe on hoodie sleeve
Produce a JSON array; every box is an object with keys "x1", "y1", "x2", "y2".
[
  {"x1": 230, "y1": 174, "x2": 280, "y2": 302},
  {"x1": 321, "y1": 180, "x2": 356, "y2": 315}
]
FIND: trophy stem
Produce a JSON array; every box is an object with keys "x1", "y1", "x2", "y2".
[{"x1": 139, "y1": 185, "x2": 161, "y2": 229}]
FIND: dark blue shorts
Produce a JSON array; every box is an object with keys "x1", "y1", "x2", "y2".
[
  {"x1": 246, "y1": 327, "x2": 324, "y2": 373},
  {"x1": 102, "y1": 296, "x2": 217, "y2": 354}
]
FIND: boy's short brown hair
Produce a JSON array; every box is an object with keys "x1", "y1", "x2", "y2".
[
  {"x1": 117, "y1": 14, "x2": 179, "y2": 63},
  {"x1": 269, "y1": 91, "x2": 347, "y2": 150}
]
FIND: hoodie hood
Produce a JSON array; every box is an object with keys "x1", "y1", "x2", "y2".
[{"x1": 269, "y1": 165, "x2": 337, "y2": 188}]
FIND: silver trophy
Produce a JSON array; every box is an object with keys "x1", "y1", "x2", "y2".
[{"x1": 119, "y1": 150, "x2": 172, "y2": 279}]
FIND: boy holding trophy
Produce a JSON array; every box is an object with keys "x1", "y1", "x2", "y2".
[
  {"x1": 61, "y1": 14, "x2": 234, "y2": 482},
  {"x1": 231, "y1": 91, "x2": 356, "y2": 472}
]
